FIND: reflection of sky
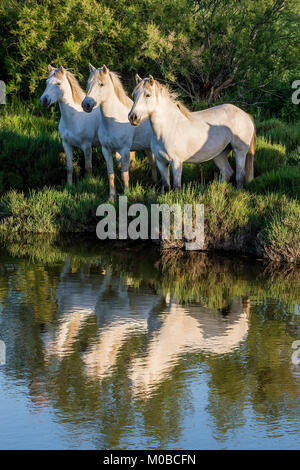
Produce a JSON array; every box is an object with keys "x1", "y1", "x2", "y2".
[
  {"x1": 1, "y1": 368, "x2": 299, "y2": 450},
  {"x1": 0, "y1": 374, "x2": 68, "y2": 450},
  {"x1": 180, "y1": 375, "x2": 300, "y2": 450}
]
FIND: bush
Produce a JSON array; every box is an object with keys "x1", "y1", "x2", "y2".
[{"x1": 1, "y1": 0, "x2": 299, "y2": 117}]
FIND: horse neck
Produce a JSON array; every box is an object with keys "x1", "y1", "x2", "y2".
[
  {"x1": 149, "y1": 96, "x2": 187, "y2": 139},
  {"x1": 59, "y1": 80, "x2": 84, "y2": 117},
  {"x1": 59, "y1": 92, "x2": 82, "y2": 123},
  {"x1": 100, "y1": 86, "x2": 131, "y2": 119}
]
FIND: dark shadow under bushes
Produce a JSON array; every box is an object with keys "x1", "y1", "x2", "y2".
[{"x1": 0, "y1": 129, "x2": 65, "y2": 192}]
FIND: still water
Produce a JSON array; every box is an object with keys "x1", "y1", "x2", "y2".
[{"x1": 0, "y1": 237, "x2": 299, "y2": 449}]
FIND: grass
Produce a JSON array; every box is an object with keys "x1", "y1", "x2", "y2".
[
  {"x1": 0, "y1": 99, "x2": 299, "y2": 263},
  {"x1": 247, "y1": 166, "x2": 300, "y2": 200}
]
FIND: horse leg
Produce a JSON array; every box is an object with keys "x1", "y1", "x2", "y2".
[
  {"x1": 130, "y1": 151, "x2": 136, "y2": 169},
  {"x1": 233, "y1": 144, "x2": 248, "y2": 189},
  {"x1": 171, "y1": 160, "x2": 183, "y2": 190},
  {"x1": 63, "y1": 140, "x2": 73, "y2": 185},
  {"x1": 102, "y1": 146, "x2": 116, "y2": 200},
  {"x1": 156, "y1": 158, "x2": 170, "y2": 192},
  {"x1": 145, "y1": 149, "x2": 158, "y2": 183},
  {"x1": 116, "y1": 152, "x2": 122, "y2": 170},
  {"x1": 116, "y1": 151, "x2": 133, "y2": 171},
  {"x1": 120, "y1": 148, "x2": 131, "y2": 191},
  {"x1": 214, "y1": 151, "x2": 234, "y2": 183},
  {"x1": 83, "y1": 143, "x2": 92, "y2": 177}
]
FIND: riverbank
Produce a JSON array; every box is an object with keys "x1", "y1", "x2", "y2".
[{"x1": 0, "y1": 101, "x2": 299, "y2": 264}]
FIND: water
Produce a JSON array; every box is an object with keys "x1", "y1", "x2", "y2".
[{"x1": 0, "y1": 237, "x2": 299, "y2": 449}]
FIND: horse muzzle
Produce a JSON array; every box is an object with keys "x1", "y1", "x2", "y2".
[
  {"x1": 81, "y1": 97, "x2": 95, "y2": 113},
  {"x1": 128, "y1": 111, "x2": 141, "y2": 126},
  {"x1": 40, "y1": 96, "x2": 50, "y2": 107}
]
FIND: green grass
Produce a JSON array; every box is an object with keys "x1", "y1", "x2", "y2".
[
  {"x1": 247, "y1": 166, "x2": 300, "y2": 200},
  {"x1": 0, "y1": 100, "x2": 299, "y2": 263},
  {"x1": 0, "y1": 179, "x2": 299, "y2": 263},
  {"x1": 0, "y1": 98, "x2": 159, "y2": 192}
]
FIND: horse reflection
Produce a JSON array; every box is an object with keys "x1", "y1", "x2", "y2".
[
  {"x1": 130, "y1": 296, "x2": 250, "y2": 398},
  {"x1": 44, "y1": 261, "x2": 160, "y2": 378},
  {"x1": 43, "y1": 260, "x2": 250, "y2": 399},
  {"x1": 44, "y1": 259, "x2": 104, "y2": 359},
  {"x1": 83, "y1": 279, "x2": 160, "y2": 380},
  {"x1": 83, "y1": 292, "x2": 250, "y2": 395}
]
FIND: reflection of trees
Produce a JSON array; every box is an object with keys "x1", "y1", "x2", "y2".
[
  {"x1": 0, "y1": 240, "x2": 299, "y2": 448},
  {"x1": 206, "y1": 295, "x2": 300, "y2": 443},
  {"x1": 0, "y1": 258, "x2": 60, "y2": 393},
  {"x1": 246, "y1": 300, "x2": 300, "y2": 424},
  {"x1": 0, "y1": 258, "x2": 59, "y2": 324}
]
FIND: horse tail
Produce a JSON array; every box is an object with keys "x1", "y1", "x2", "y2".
[{"x1": 245, "y1": 114, "x2": 256, "y2": 184}]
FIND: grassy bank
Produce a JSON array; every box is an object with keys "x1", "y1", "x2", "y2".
[{"x1": 0, "y1": 100, "x2": 299, "y2": 263}]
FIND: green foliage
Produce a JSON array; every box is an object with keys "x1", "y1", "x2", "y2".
[
  {"x1": 254, "y1": 136, "x2": 286, "y2": 176},
  {"x1": 261, "y1": 199, "x2": 300, "y2": 262},
  {"x1": 256, "y1": 119, "x2": 300, "y2": 153},
  {"x1": 0, "y1": 99, "x2": 64, "y2": 192},
  {"x1": 0, "y1": 100, "x2": 162, "y2": 192},
  {"x1": 1, "y1": 178, "x2": 300, "y2": 263},
  {"x1": 247, "y1": 166, "x2": 300, "y2": 199},
  {"x1": 0, "y1": 0, "x2": 299, "y2": 117}
]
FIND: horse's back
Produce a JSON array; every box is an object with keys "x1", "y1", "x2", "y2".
[
  {"x1": 194, "y1": 103, "x2": 250, "y2": 124},
  {"x1": 194, "y1": 103, "x2": 255, "y2": 143}
]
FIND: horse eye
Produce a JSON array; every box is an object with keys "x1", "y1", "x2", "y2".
[{"x1": 145, "y1": 93, "x2": 151, "y2": 98}]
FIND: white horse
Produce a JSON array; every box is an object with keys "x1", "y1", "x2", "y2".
[
  {"x1": 81, "y1": 65, "x2": 157, "y2": 200},
  {"x1": 40, "y1": 65, "x2": 102, "y2": 185},
  {"x1": 129, "y1": 75, "x2": 256, "y2": 190}
]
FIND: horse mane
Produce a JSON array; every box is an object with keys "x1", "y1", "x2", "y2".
[
  {"x1": 53, "y1": 68, "x2": 85, "y2": 104},
  {"x1": 64, "y1": 71, "x2": 85, "y2": 104},
  {"x1": 108, "y1": 71, "x2": 133, "y2": 107},
  {"x1": 155, "y1": 80, "x2": 191, "y2": 119}
]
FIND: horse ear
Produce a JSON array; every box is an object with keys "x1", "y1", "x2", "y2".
[
  {"x1": 149, "y1": 75, "x2": 154, "y2": 86},
  {"x1": 102, "y1": 64, "x2": 108, "y2": 74},
  {"x1": 59, "y1": 65, "x2": 66, "y2": 74},
  {"x1": 89, "y1": 63, "x2": 96, "y2": 73},
  {"x1": 48, "y1": 64, "x2": 54, "y2": 73},
  {"x1": 135, "y1": 74, "x2": 142, "y2": 85}
]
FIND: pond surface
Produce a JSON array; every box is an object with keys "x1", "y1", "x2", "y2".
[{"x1": 0, "y1": 237, "x2": 299, "y2": 449}]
